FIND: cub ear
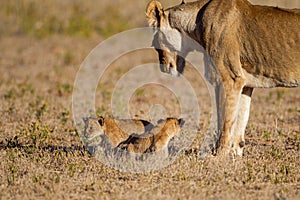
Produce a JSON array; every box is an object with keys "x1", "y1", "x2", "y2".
[
  {"x1": 146, "y1": 1, "x2": 164, "y2": 27},
  {"x1": 178, "y1": 118, "x2": 185, "y2": 127},
  {"x1": 98, "y1": 116, "x2": 105, "y2": 126}
]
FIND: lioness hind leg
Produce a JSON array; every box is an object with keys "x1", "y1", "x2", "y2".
[{"x1": 232, "y1": 87, "x2": 253, "y2": 156}]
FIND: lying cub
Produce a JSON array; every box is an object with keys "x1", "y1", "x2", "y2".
[
  {"x1": 97, "y1": 116, "x2": 154, "y2": 147},
  {"x1": 117, "y1": 118, "x2": 184, "y2": 155}
]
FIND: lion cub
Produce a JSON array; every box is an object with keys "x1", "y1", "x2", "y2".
[
  {"x1": 117, "y1": 118, "x2": 184, "y2": 155},
  {"x1": 97, "y1": 116, "x2": 154, "y2": 147}
]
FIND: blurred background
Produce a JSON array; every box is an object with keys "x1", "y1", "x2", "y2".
[{"x1": 0, "y1": 0, "x2": 299, "y2": 40}]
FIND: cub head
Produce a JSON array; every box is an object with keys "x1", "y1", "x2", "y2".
[
  {"x1": 166, "y1": 117, "x2": 185, "y2": 128},
  {"x1": 146, "y1": 1, "x2": 186, "y2": 76},
  {"x1": 157, "y1": 117, "x2": 185, "y2": 136}
]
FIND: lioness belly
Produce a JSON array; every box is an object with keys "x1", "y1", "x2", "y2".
[{"x1": 244, "y1": 69, "x2": 300, "y2": 88}]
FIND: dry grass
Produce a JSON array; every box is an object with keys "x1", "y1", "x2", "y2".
[{"x1": 0, "y1": 0, "x2": 299, "y2": 199}]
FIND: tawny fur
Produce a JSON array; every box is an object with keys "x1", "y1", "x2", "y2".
[
  {"x1": 146, "y1": 0, "x2": 300, "y2": 156},
  {"x1": 98, "y1": 116, "x2": 154, "y2": 147},
  {"x1": 117, "y1": 118, "x2": 183, "y2": 154}
]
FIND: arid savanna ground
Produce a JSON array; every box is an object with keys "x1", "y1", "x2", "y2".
[{"x1": 0, "y1": 0, "x2": 299, "y2": 199}]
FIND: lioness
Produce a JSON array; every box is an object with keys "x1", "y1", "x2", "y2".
[
  {"x1": 117, "y1": 118, "x2": 184, "y2": 156},
  {"x1": 146, "y1": 0, "x2": 300, "y2": 157}
]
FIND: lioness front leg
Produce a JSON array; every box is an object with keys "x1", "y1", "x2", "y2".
[
  {"x1": 231, "y1": 87, "x2": 253, "y2": 156},
  {"x1": 218, "y1": 79, "x2": 245, "y2": 156}
]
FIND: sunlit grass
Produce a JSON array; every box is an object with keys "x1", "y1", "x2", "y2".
[{"x1": 0, "y1": 0, "x2": 133, "y2": 38}]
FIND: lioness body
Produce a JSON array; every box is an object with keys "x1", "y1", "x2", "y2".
[
  {"x1": 203, "y1": 0, "x2": 300, "y2": 88},
  {"x1": 146, "y1": 0, "x2": 300, "y2": 156}
]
